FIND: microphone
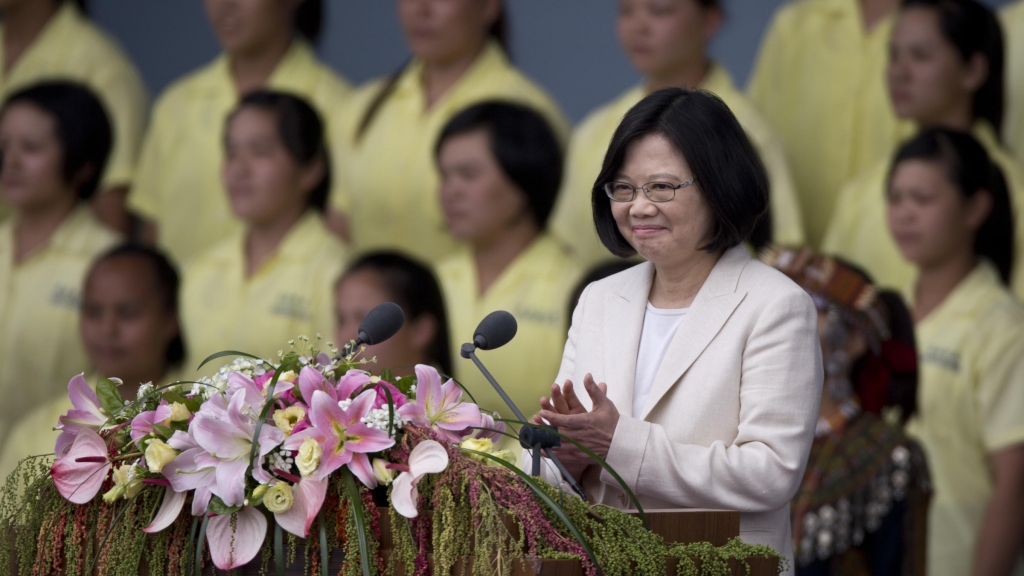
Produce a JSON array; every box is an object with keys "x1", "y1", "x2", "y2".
[
  {"x1": 461, "y1": 311, "x2": 587, "y2": 500},
  {"x1": 337, "y1": 302, "x2": 405, "y2": 359}
]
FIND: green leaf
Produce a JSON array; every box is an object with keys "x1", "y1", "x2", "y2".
[
  {"x1": 96, "y1": 377, "x2": 124, "y2": 416},
  {"x1": 379, "y1": 368, "x2": 395, "y2": 383},
  {"x1": 393, "y1": 375, "x2": 416, "y2": 396},
  {"x1": 341, "y1": 468, "x2": 373, "y2": 576},
  {"x1": 274, "y1": 521, "x2": 286, "y2": 576},
  {"x1": 163, "y1": 390, "x2": 201, "y2": 412},
  {"x1": 196, "y1": 515, "x2": 210, "y2": 576},
  {"x1": 497, "y1": 417, "x2": 648, "y2": 528},
  {"x1": 464, "y1": 449, "x2": 604, "y2": 576},
  {"x1": 207, "y1": 496, "x2": 243, "y2": 516},
  {"x1": 196, "y1": 349, "x2": 265, "y2": 370},
  {"x1": 153, "y1": 424, "x2": 175, "y2": 439},
  {"x1": 187, "y1": 516, "x2": 199, "y2": 576},
  {"x1": 318, "y1": 505, "x2": 329, "y2": 576}
]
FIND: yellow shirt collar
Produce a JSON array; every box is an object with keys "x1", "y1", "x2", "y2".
[
  {"x1": 1, "y1": 205, "x2": 110, "y2": 265},
  {"x1": 206, "y1": 39, "x2": 324, "y2": 98},
  {"x1": 0, "y1": 1, "x2": 81, "y2": 79},
  {"x1": 220, "y1": 211, "x2": 330, "y2": 278},
  {"x1": 908, "y1": 260, "x2": 1004, "y2": 322},
  {"x1": 453, "y1": 232, "x2": 567, "y2": 299},
  {"x1": 392, "y1": 40, "x2": 511, "y2": 108}
]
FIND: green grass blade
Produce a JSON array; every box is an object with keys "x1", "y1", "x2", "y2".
[
  {"x1": 195, "y1": 515, "x2": 210, "y2": 576},
  {"x1": 274, "y1": 521, "x2": 286, "y2": 576},
  {"x1": 196, "y1": 349, "x2": 266, "y2": 370},
  {"x1": 341, "y1": 468, "x2": 373, "y2": 576}
]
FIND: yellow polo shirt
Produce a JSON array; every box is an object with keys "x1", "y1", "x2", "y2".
[
  {"x1": 1003, "y1": 1, "x2": 1024, "y2": 167},
  {"x1": 0, "y1": 1, "x2": 149, "y2": 222},
  {"x1": 747, "y1": 0, "x2": 913, "y2": 246},
  {"x1": 906, "y1": 262, "x2": 1024, "y2": 576},
  {"x1": 129, "y1": 41, "x2": 350, "y2": 268},
  {"x1": 0, "y1": 369, "x2": 181, "y2": 483},
  {"x1": 550, "y1": 63, "x2": 805, "y2": 269},
  {"x1": 331, "y1": 41, "x2": 569, "y2": 264},
  {"x1": 821, "y1": 123, "x2": 1024, "y2": 297},
  {"x1": 180, "y1": 213, "x2": 345, "y2": 378},
  {"x1": 0, "y1": 206, "x2": 121, "y2": 451},
  {"x1": 437, "y1": 234, "x2": 582, "y2": 458}
]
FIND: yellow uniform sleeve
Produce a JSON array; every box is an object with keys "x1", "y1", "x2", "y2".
[{"x1": 975, "y1": 317, "x2": 1024, "y2": 451}]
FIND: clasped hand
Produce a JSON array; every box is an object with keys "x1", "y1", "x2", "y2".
[{"x1": 533, "y1": 373, "x2": 619, "y2": 482}]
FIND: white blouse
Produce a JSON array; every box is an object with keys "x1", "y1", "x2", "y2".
[{"x1": 632, "y1": 302, "x2": 689, "y2": 418}]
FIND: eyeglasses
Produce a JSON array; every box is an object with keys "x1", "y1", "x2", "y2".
[{"x1": 602, "y1": 178, "x2": 695, "y2": 202}]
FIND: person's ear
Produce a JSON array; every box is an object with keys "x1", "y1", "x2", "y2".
[
  {"x1": 965, "y1": 188, "x2": 993, "y2": 232},
  {"x1": 299, "y1": 156, "x2": 326, "y2": 197},
  {"x1": 409, "y1": 314, "x2": 438, "y2": 353},
  {"x1": 702, "y1": 6, "x2": 724, "y2": 43},
  {"x1": 963, "y1": 52, "x2": 989, "y2": 94}
]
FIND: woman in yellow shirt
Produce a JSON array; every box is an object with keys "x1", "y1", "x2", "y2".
[
  {"x1": 822, "y1": 0, "x2": 1024, "y2": 296},
  {"x1": 0, "y1": 243, "x2": 186, "y2": 480},
  {"x1": 129, "y1": 0, "x2": 349, "y2": 268},
  {"x1": 335, "y1": 252, "x2": 452, "y2": 378},
  {"x1": 434, "y1": 102, "x2": 582, "y2": 457},
  {"x1": 332, "y1": 0, "x2": 568, "y2": 264},
  {"x1": 0, "y1": 0, "x2": 148, "y2": 230},
  {"x1": 181, "y1": 91, "x2": 346, "y2": 378},
  {"x1": 0, "y1": 81, "x2": 120, "y2": 451},
  {"x1": 888, "y1": 128, "x2": 1024, "y2": 576},
  {"x1": 551, "y1": 0, "x2": 804, "y2": 269}
]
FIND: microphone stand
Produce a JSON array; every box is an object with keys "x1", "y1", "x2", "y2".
[{"x1": 460, "y1": 343, "x2": 587, "y2": 501}]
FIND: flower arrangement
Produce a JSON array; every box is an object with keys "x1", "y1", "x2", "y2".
[{"x1": 0, "y1": 339, "x2": 784, "y2": 576}]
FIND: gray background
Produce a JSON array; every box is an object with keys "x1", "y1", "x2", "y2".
[{"x1": 88, "y1": 0, "x2": 1016, "y2": 123}]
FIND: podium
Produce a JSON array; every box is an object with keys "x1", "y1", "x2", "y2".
[{"x1": 104, "y1": 508, "x2": 773, "y2": 576}]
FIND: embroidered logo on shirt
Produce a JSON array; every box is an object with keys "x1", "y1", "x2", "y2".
[
  {"x1": 50, "y1": 284, "x2": 81, "y2": 310},
  {"x1": 513, "y1": 307, "x2": 559, "y2": 325},
  {"x1": 270, "y1": 294, "x2": 310, "y2": 321},
  {"x1": 921, "y1": 346, "x2": 960, "y2": 373}
]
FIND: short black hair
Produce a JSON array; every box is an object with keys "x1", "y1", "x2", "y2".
[
  {"x1": 341, "y1": 251, "x2": 452, "y2": 377},
  {"x1": 227, "y1": 90, "x2": 330, "y2": 212},
  {"x1": 89, "y1": 243, "x2": 185, "y2": 369},
  {"x1": 1, "y1": 81, "x2": 112, "y2": 201},
  {"x1": 889, "y1": 127, "x2": 1014, "y2": 284},
  {"x1": 592, "y1": 88, "x2": 769, "y2": 257},
  {"x1": 899, "y1": 0, "x2": 1004, "y2": 137},
  {"x1": 435, "y1": 101, "x2": 563, "y2": 229}
]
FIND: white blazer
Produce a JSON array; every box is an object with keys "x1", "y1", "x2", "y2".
[{"x1": 547, "y1": 245, "x2": 822, "y2": 573}]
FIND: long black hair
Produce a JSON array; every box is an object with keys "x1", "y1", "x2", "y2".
[
  {"x1": 295, "y1": 0, "x2": 324, "y2": 45},
  {"x1": 340, "y1": 252, "x2": 452, "y2": 377},
  {"x1": 889, "y1": 127, "x2": 1014, "y2": 284},
  {"x1": 435, "y1": 101, "x2": 563, "y2": 229},
  {"x1": 89, "y1": 244, "x2": 186, "y2": 370},
  {"x1": 900, "y1": 0, "x2": 1005, "y2": 137},
  {"x1": 226, "y1": 90, "x2": 331, "y2": 212},
  {"x1": 0, "y1": 81, "x2": 112, "y2": 201},
  {"x1": 355, "y1": 4, "x2": 509, "y2": 142}
]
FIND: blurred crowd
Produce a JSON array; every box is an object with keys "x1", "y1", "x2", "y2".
[{"x1": 0, "y1": 0, "x2": 1022, "y2": 574}]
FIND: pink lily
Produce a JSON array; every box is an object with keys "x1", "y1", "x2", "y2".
[
  {"x1": 54, "y1": 374, "x2": 108, "y2": 457},
  {"x1": 230, "y1": 371, "x2": 293, "y2": 402},
  {"x1": 143, "y1": 487, "x2": 187, "y2": 533},
  {"x1": 398, "y1": 365, "x2": 482, "y2": 442},
  {"x1": 474, "y1": 411, "x2": 507, "y2": 442},
  {"x1": 207, "y1": 506, "x2": 266, "y2": 569},
  {"x1": 51, "y1": 427, "x2": 110, "y2": 504},
  {"x1": 130, "y1": 402, "x2": 173, "y2": 443},
  {"x1": 282, "y1": 389, "x2": 394, "y2": 481},
  {"x1": 298, "y1": 365, "x2": 337, "y2": 403},
  {"x1": 391, "y1": 440, "x2": 449, "y2": 518},
  {"x1": 274, "y1": 476, "x2": 328, "y2": 538},
  {"x1": 164, "y1": 430, "x2": 216, "y2": 515},
  {"x1": 335, "y1": 369, "x2": 373, "y2": 399},
  {"x1": 192, "y1": 389, "x2": 283, "y2": 507}
]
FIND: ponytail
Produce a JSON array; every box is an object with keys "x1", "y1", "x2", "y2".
[
  {"x1": 890, "y1": 127, "x2": 1014, "y2": 283},
  {"x1": 295, "y1": 0, "x2": 323, "y2": 46}
]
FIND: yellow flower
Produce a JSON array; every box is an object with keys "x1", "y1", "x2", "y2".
[
  {"x1": 459, "y1": 437, "x2": 494, "y2": 461},
  {"x1": 372, "y1": 458, "x2": 395, "y2": 486},
  {"x1": 489, "y1": 449, "x2": 517, "y2": 467},
  {"x1": 278, "y1": 370, "x2": 299, "y2": 383},
  {"x1": 263, "y1": 483, "x2": 294, "y2": 513},
  {"x1": 273, "y1": 406, "x2": 306, "y2": 435},
  {"x1": 252, "y1": 484, "x2": 270, "y2": 501},
  {"x1": 295, "y1": 437, "x2": 322, "y2": 477},
  {"x1": 168, "y1": 401, "x2": 191, "y2": 422},
  {"x1": 145, "y1": 439, "x2": 179, "y2": 474},
  {"x1": 104, "y1": 463, "x2": 144, "y2": 502}
]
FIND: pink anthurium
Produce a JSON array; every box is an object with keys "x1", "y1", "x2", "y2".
[
  {"x1": 191, "y1": 389, "x2": 283, "y2": 507},
  {"x1": 54, "y1": 374, "x2": 109, "y2": 457},
  {"x1": 274, "y1": 476, "x2": 328, "y2": 538},
  {"x1": 282, "y1": 389, "x2": 394, "y2": 481},
  {"x1": 391, "y1": 440, "x2": 449, "y2": 518},
  {"x1": 143, "y1": 487, "x2": 186, "y2": 533},
  {"x1": 397, "y1": 365, "x2": 482, "y2": 442},
  {"x1": 50, "y1": 427, "x2": 111, "y2": 504},
  {"x1": 207, "y1": 506, "x2": 266, "y2": 569}
]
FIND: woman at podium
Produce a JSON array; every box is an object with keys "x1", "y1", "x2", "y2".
[{"x1": 534, "y1": 88, "x2": 823, "y2": 575}]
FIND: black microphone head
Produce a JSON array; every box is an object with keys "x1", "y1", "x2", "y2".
[
  {"x1": 357, "y1": 302, "x2": 405, "y2": 345},
  {"x1": 473, "y1": 310, "x2": 517, "y2": 351}
]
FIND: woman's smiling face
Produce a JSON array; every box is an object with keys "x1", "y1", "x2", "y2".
[{"x1": 609, "y1": 133, "x2": 714, "y2": 266}]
